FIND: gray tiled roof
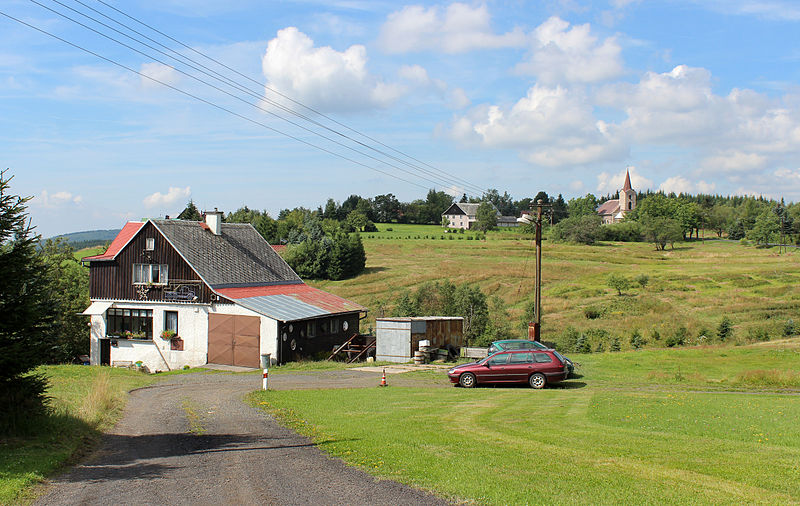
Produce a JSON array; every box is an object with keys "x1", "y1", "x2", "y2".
[{"x1": 152, "y1": 220, "x2": 301, "y2": 288}]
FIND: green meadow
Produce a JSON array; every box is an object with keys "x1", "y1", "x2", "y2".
[
  {"x1": 314, "y1": 224, "x2": 800, "y2": 347},
  {"x1": 251, "y1": 340, "x2": 800, "y2": 505}
]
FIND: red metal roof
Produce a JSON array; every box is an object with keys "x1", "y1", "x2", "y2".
[
  {"x1": 81, "y1": 222, "x2": 144, "y2": 261},
  {"x1": 271, "y1": 244, "x2": 286, "y2": 253},
  {"x1": 215, "y1": 284, "x2": 366, "y2": 314}
]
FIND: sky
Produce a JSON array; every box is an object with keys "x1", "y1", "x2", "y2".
[{"x1": 2, "y1": 0, "x2": 800, "y2": 237}]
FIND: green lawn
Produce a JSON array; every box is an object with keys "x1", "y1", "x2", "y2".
[
  {"x1": 0, "y1": 366, "x2": 163, "y2": 503},
  {"x1": 73, "y1": 246, "x2": 105, "y2": 260},
  {"x1": 251, "y1": 339, "x2": 800, "y2": 505}
]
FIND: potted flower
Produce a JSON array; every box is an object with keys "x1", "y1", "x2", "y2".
[{"x1": 161, "y1": 329, "x2": 177, "y2": 341}]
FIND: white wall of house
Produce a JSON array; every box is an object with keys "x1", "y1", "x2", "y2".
[
  {"x1": 444, "y1": 214, "x2": 473, "y2": 229},
  {"x1": 89, "y1": 299, "x2": 280, "y2": 371}
]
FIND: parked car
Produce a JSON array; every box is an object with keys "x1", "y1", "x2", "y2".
[
  {"x1": 447, "y1": 349, "x2": 569, "y2": 389},
  {"x1": 488, "y1": 340, "x2": 574, "y2": 376}
]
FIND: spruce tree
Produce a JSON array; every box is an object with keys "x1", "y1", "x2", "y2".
[{"x1": 0, "y1": 170, "x2": 55, "y2": 433}]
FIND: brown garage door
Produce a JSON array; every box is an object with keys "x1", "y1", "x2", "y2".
[{"x1": 208, "y1": 314, "x2": 261, "y2": 368}]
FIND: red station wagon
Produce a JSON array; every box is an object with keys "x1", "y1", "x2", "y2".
[{"x1": 447, "y1": 349, "x2": 569, "y2": 389}]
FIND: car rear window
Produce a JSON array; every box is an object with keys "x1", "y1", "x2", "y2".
[
  {"x1": 509, "y1": 352, "x2": 532, "y2": 364},
  {"x1": 533, "y1": 353, "x2": 553, "y2": 363}
]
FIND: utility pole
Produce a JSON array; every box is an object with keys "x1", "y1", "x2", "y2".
[{"x1": 531, "y1": 199, "x2": 551, "y2": 342}]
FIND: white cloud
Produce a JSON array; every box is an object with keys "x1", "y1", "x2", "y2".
[
  {"x1": 446, "y1": 88, "x2": 470, "y2": 109},
  {"x1": 140, "y1": 62, "x2": 180, "y2": 88},
  {"x1": 596, "y1": 166, "x2": 653, "y2": 194},
  {"x1": 143, "y1": 187, "x2": 191, "y2": 208},
  {"x1": 515, "y1": 17, "x2": 624, "y2": 85},
  {"x1": 450, "y1": 84, "x2": 626, "y2": 166},
  {"x1": 36, "y1": 190, "x2": 83, "y2": 208},
  {"x1": 379, "y1": 3, "x2": 526, "y2": 54},
  {"x1": 701, "y1": 151, "x2": 767, "y2": 173},
  {"x1": 696, "y1": 180, "x2": 716, "y2": 193},
  {"x1": 569, "y1": 180, "x2": 585, "y2": 192},
  {"x1": 397, "y1": 64, "x2": 470, "y2": 109},
  {"x1": 659, "y1": 175, "x2": 694, "y2": 194},
  {"x1": 262, "y1": 27, "x2": 405, "y2": 112}
]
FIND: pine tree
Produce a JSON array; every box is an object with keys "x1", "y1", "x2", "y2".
[
  {"x1": 177, "y1": 200, "x2": 202, "y2": 221},
  {"x1": 0, "y1": 170, "x2": 55, "y2": 433}
]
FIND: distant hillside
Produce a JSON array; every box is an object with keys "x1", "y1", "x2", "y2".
[{"x1": 47, "y1": 229, "x2": 120, "y2": 249}]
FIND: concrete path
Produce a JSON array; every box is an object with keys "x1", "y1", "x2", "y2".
[{"x1": 36, "y1": 372, "x2": 449, "y2": 505}]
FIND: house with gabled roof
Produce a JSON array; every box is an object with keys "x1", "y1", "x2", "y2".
[
  {"x1": 81, "y1": 210, "x2": 365, "y2": 371},
  {"x1": 597, "y1": 169, "x2": 637, "y2": 224},
  {"x1": 442, "y1": 202, "x2": 520, "y2": 229}
]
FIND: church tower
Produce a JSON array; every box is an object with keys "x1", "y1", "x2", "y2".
[{"x1": 620, "y1": 168, "x2": 636, "y2": 213}]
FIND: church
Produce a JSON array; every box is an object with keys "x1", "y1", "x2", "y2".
[{"x1": 596, "y1": 169, "x2": 636, "y2": 224}]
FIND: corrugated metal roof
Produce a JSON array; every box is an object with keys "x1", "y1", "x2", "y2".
[
  {"x1": 82, "y1": 222, "x2": 144, "y2": 261},
  {"x1": 216, "y1": 284, "x2": 365, "y2": 314},
  {"x1": 236, "y1": 294, "x2": 331, "y2": 321}
]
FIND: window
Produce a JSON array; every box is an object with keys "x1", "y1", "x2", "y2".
[
  {"x1": 133, "y1": 264, "x2": 168, "y2": 284},
  {"x1": 306, "y1": 321, "x2": 316, "y2": 338},
  {"x1": 145, "y1": 237, "x2": 155, "y2": 251},
  {"x1": 330, "y1": 318, "x2": 339, "y2": 334},
  {"x1": 164, "y1": 311, "x2": 178, "y2": 333},
  {"x1": 509, "y1": 352, "x2": 533, "y2": 364},
  {"x1": 488, "y1": 354, "x2": 509, "y2": 366},
  {"x1": 318, "y1": 319, "x2": 329, "y2": 335},
  {"x1": 533, "y1": 353, "x2": 553, "y2": 363},
  {"x1": 106, "y1": 308, "x2": 153, "y2": 339}
]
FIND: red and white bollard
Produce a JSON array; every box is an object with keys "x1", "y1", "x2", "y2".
[{"x1": 260, "y1": 353, "x2": 271, "y2": 391}]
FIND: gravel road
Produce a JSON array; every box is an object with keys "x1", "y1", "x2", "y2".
[{"x1": 36, "y1": 370, "x2": 449, "y2": 505}]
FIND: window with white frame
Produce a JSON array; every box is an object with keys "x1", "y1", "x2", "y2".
[
  {"x1": 145, "y1": 237, "x2": 155, "y2": 250},
  {"x1": 133, "y1": 263, "x2": 168, "y2": 284}
]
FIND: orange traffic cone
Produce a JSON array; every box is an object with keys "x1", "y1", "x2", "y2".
[{"x1": 380, "y1": 368, "x2": 387, "y2": 387}]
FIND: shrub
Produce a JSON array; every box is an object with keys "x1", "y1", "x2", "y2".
[
  {"x1": 650, "y1": 329, "x2": 661, "y2": 341},
  {"x1": 665, "y1": 326, "x2": 687, "y2": 347},
  {"x1": 600, "y1": 221, "x2": 644, "y2": 242},
  {"x1": 635, "y1": 274, "x2": 650, "y2": 289},
  {"x1": 385, "y1": 227, "x2": 393, "y2": 231},
  {"x1": 784, "y1": 319, "x2": 796, "y2": 337},
  {"x1": 583, "y1": 306, "x2": 602, "y2": 319},
  {"x1": 717, "y1": 317, "x2": 733, "y2": 341},
  {"x1": 609, "y1": 337, "x2": 621, "y2": 352},
  {"x1": 747, "y1": 327, "x2": 770, "y2": 342},
  {"x1": 629, "y1": 330, "x2": 645, "y2": 349},
  {"x1": 561, "y1": 327, "x2": 580, "y2": 352},
  {"x1": 575, "y1": 334, "x2": 592, "y2": 353},
  {"x1": 595, "y1": 341, "x2": 605, "y2": 352}
]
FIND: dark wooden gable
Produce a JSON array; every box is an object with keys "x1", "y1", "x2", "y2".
[
  {"x1": 89, "y1": 221, "x2": 216, "y2": 303},
  {"x1": 443, "y1": 203, "x2": 466, "y2": 216}
]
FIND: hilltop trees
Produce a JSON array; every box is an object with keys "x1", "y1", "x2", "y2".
[
  {"x1": 177, "y1": 200, "x2": 202, "y2": 221},
  {"x1": 0, "y1": 170, "x2": 55, "y2": 433}
]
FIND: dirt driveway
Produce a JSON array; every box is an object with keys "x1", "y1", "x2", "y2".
[{"x1": 36, "y1": 369, "x2": 450, "y2": 505}]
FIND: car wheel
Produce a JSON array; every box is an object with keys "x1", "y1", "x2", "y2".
[
  {"x1": 459, "y1": 372, "x2": 476, "y2": 388},
  {"x1": 529, "y1": 373, "x2": 546, "y2": 389}
]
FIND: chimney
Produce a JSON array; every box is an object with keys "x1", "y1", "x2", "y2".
[{"x1": 205, "y1": 208, "x2": 223, "y2": 235}]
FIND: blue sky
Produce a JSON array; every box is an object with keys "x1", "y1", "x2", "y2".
[{"x1": 2, "y1": 0, "x2": 800, "y2": 237}]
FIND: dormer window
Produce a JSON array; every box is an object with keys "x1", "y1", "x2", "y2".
[
  {"x1": 145, "y1": 237, "x2": 155, "y2": 250},
  {"x1": 133, "y1": 263, "x2": 168, "y2": 285}
]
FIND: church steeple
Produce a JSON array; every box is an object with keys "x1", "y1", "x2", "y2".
[{"x1": 622, "y1": 168, "x2": 632, "y2": 192}]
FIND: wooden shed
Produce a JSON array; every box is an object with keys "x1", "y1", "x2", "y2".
[{"x1": 375, "y1": 317, "x2": 464, "y2": 363}]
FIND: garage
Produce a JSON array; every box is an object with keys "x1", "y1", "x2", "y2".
[{"x1": 208, "y1": 314, "x2": 260, "y2": 368}]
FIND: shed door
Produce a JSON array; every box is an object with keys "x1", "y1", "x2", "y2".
[{"x1": 208, "y1": 314, "x2": 261, "y2": 368}]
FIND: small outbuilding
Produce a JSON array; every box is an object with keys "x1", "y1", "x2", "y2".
[{"x1": 375, "y1": 317, "x2": 464, "y2": 363}]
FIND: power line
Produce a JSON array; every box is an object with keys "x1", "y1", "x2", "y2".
[
  {"x1": 29, "y1": 0, "x2": 473, "y2": 193},
  {"x1": 91, "y1": 0, "x2": 489, "y2": 196},
  {"x1": 0, "y1": 9, "x2": 431, "y2": 191}
]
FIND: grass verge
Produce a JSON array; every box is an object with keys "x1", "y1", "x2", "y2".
[{"x1": 0, "y1": 366, "x2": 156, "y2": 504}]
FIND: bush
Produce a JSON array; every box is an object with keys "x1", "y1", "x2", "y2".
[
  {"x1": 551, "y1": 214, "x2": 602, "y2": 244},
  {"x1": 583, "y1": 306, "x2": 602, "y2": 319},
  {"x1": 595, "y1": 341, "x2": 605, "y2": 352},
  {"x1": 362, "y1": 221, "x2": 378, "y2": 232},
  {"x1": 609, "y1": 337, "x2": 621, "y2": 352},
  {"x1": 629, "y1": 330, "x2": 645, "y2": 349},
  {"x1": 717, "y1": 317, "x2": 733, "y2": 341},
  {"x1": 747, "y1": 327, "x2": 770, "y2": 342},
  {"x1": 650, "y1": 329, "x2": 661, "y2": 341},
  {"x1": 600, "y1": 221, "x2": 643, "y2": 242},
  {"x1": 385, "y1": 227, "x2": 393, "y2": 231},
  {"x1": 665, "y1": 326, "x2": 687, "y2": 347},
  {"x1": 575, "y1": 334, "x2": 592, "y2": 353},
  {"x1": 634, "y1": 274, "x2": 650, "y2": 289},
  {"x1": 784, "y1": 319, "x2": 796, "y2": 337},
  {"x1": 561, "y1": 327, "x2": 580, "y2": 352}
]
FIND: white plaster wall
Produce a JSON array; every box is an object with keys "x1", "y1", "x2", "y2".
[{"x1": 89, "y1": 300, "x2": 279, "y2": 371}]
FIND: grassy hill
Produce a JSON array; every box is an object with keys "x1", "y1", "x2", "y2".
[
  {"x1": 47, "y1": 229, "x2": 120, "y2": 250},
  {"x1": 311, "y1": 224, "x2": 800, "y2": 349}
]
